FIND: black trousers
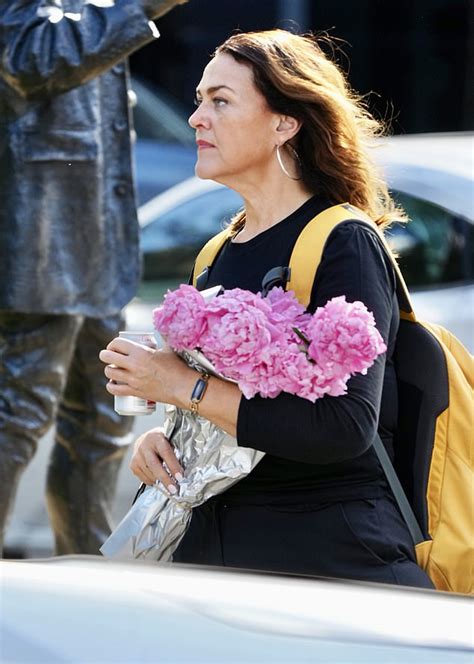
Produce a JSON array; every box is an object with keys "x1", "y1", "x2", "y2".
[
  {"x1": 173, "y1": 492, "x2": 434, "y2": 589},
  {"x1": 0, "y1": 312, "x2": 134, "y2": 556}
]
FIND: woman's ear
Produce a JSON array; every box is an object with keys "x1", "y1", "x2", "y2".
[{"x1": 276, "y1": 115, "x2": 302, "y2": 142}]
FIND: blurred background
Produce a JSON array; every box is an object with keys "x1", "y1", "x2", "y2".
[
  {"x1": 4, "y1": 0, "x2": 473, "y2": 558},
  {"x1": 131, "y1": 0, "x2": 473, "y2": 135}
]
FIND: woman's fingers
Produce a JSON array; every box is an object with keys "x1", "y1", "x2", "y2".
[
  {"x1": 132, "y1": 464, "x2": 156, "y2": 486},
  {"x1": 99, "y1": 339, "x2": 149, "y2": 368},
  {"x1": 153, "y1": 433, "x2": 184, "y2": 480},
  {"x1": 99, "y1": 347, "x2": 130, "y2": 367},
  {"x1": 103, "y1": 364, "x2": 129, "y2": 384},
  {"x1": 130, "y1": 429, "x2": 184, "y2": 492},
  {"x1": 129, "y1": 438, "x2": 155, "y2": 484},
  {"x1": 100, "y1": 338, "x2": 195, "y2": 408},
  {"x1": 106, "y1": 337, "x2": 137, "y2": 354},
  {"x1": 142, "y1": 449, "x2": 178, "y2": 492},
  {"x1": 105, "y1": 381, "x2": 133, "y2": 396},
  {"x1": 130, "y1": 430, "x2": 157, "y2": 483}
]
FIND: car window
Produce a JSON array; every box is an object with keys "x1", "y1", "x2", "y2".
[
  {"x1": 386, "y1": 192, "x2": 473, "y2": 288},
  {"x1": 140, "y1": 188, "x2": 243, "y2": 253},
  {"x1": 141, "y1": 187, "x2": 474, "y2": 286}
]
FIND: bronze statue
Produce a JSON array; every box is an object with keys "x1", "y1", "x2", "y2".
[{"x1": 0, "y1": 0, "x2": 189, "y2": 556}]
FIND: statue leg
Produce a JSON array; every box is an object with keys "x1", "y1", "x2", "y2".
[
  {"x1": 46, "y1": 313, "x2": 134, "y2": 555},
  {"x1": 0, "y1": 312, "x2": 82, "y2": 556}
]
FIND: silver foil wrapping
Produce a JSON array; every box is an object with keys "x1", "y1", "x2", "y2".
[{"x1": 101, "y1": 352, "x2": 264, "y2": 561}]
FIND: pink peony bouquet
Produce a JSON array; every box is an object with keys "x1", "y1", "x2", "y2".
[{"x1": 153, "y1": 285, "x2": 387, "y2": 402}]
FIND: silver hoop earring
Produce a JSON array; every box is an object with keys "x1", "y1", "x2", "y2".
[{"x1": 276, "y1": 143, "x2": 302, "y2": 181}]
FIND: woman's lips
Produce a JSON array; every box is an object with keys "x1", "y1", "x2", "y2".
[{"x1": 196, "y1": 140, "x2": 215, "y2": 150}]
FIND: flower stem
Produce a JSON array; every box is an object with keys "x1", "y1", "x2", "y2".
[{"x1": 292, "y1": 327, "x2": 310, "y2": 346}]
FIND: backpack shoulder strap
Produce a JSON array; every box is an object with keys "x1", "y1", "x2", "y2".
[
  {"x1": 192, "y1": 202, "x2": 416, "y2": 323},
  {"x1": 286, "y1": 203, "x2": 362, "y2": 307},
  {"x1": 288, "y1": 202, "x2": 416, "y2": 322},
  {"x1": 288, "y1": 203, "x2": 427, "y2": 551},
  {"x1": 192, "y1": 228, "x2": 231, "y2": 288}
]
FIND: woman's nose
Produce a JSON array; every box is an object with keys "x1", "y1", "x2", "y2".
[{"x1": 188, "y1": 105, "x2": 208, "y2": 129}]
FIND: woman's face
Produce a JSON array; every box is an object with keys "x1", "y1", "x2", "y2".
[{"x1": 188, "y1": 53, "x2": 279, "y2": 186}]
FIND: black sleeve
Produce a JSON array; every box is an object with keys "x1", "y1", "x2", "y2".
[
  {"x1": 236, "y1": 221, "x2": 398, "y2": 465},
  {"x1": 0, "y1": 0, "x2": 158, "y2": 99}
]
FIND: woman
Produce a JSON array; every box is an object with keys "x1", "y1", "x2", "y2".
[{"x1": 100, "y1": 30, "x2": 433, "y2": 588}]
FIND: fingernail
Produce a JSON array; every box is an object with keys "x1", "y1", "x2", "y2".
[
  {"x1": 175, "y1": 472, "x2": 184, "y2": 483},
  {"x1": 168, "y1": 484, "x2": 177, "y2": 495}
]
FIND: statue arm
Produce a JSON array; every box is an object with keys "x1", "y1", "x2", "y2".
[
  {"x1": 0, "y1": 0, "x2": 184, "y2": 99},
  {"x1": 141, "y1": 0, "x2": 189, "y2": 20}
]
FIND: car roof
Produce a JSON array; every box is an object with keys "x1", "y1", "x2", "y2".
[
  {"x1": 138, "y1": 177, "x2": 225, "y2": 227},
  {"x1": 375, "y1": 133, "x2": 473, "y2": 220},
  {"x1": 2, "y1": 556, "x2": 473, "y2": 663},
  {"x1": 376, "y1": 132, "x2": 473, "y2": 179}
]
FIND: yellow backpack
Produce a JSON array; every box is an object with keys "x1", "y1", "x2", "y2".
[{"x1": 193, "y1": 203, "x2": 474, "y2": 594}]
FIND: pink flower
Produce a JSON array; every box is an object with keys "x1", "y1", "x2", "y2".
[
  {"x1": 151, "y1": 285, "x2": 387, "y2": 404},
  {"x1": 237, "y1": 343, "x2": 292, "y2": 399},
  {"x1": 264, "y1": 287, "x2": 312, "y2": 345},
  {"x1": 152, "y1": 284, "x2": 207, "y2": 351},
  {"x1": 265, "y1": 287, "x2": 309, "y2": 325},
  {"x1": 274, "y1": 344, "x2": 348, "y2": 402},
  {"x1": 199, "y1": 289, "x2": 278, "y2": 379},
  {"x1": 303, "y1": 296, "x2": 387, "y2": 379}
]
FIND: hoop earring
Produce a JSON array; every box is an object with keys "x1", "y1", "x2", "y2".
[{"x1": 276, "y1": 143, "x2": 302, "y2": 181}]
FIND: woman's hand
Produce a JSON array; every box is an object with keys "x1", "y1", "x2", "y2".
[
  {"x1": 99, "y1": 337, "x2": 195, "y2": 406},
  {"x1": 130, "y1": 427, "x2": 184, "y2": 491},
  {"x1": 99, "y1": 336, "x2": 241, "y2": 438}
]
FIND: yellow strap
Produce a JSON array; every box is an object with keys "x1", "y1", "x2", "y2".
[
  {"x1": 286, "y1": 203, "x2": 361, "y2": 307},
  {"x1": 192, "y1": 228, "x2": 231, "y2": 287},
  {"x1": 287, "y1": 203, "x2": 415, "y2": 320},
  {"x1": 192, "y1": 202, "x2": 415, "y2": 321}
]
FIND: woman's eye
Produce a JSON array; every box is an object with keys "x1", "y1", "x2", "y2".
[{"x1": 193, "y1": 97, "x2": 227, "y2": 108}]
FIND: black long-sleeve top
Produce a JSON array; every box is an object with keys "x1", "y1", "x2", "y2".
[{"x1": 203, "y1": 195, "x2": 399, "y2": 503}]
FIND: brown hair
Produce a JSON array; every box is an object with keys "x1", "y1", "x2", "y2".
[{"x1": 215, "y1": 29, "x2": 406, "y2": 231}]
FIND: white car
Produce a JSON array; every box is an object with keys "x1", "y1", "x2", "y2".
[
  {"x1": 135, "y1": 132, "x2": 474, "y2": 350},
  {"x1": 2, "y1": 556, "x2": 473, "y2": 663}
]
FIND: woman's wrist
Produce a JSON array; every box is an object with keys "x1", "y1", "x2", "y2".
[
  {"x1": 171, "y1": 367, "x2": 240, "y2": 437},
  {"x1": 189, "y1": 372, "x2": 210, "y2": 415},
  {"x1": 172, "y1": 367, "x2": 207, "y2": 411}
]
